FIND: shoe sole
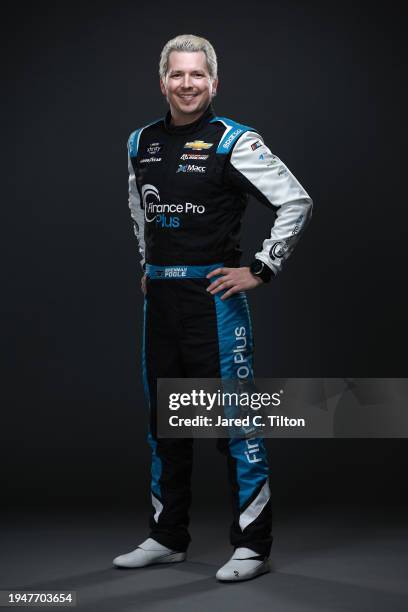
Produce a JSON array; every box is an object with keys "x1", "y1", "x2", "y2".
[
  {"x1": 216, "y1": 559, "x2": 271, "y2": 582},
  {"x1": 156, "y1": 552, "x2": 186, "y2": 564}
]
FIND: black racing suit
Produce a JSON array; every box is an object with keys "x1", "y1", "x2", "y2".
[{"x1": 128, "y1": 104, "x2": 312, "y2": 556}]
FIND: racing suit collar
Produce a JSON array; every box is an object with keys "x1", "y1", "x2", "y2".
[{"x1": 164, "y1": 104, "x2": 215, "y2": 135}]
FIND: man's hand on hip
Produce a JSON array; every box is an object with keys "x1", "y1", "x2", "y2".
[{"x1": 206, "y1": 267, "x2": 263, "y2": 300}]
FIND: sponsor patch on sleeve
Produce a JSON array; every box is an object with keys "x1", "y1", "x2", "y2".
[{"x1": 251, "y1": 140, "x2": 262, "y2": 151}]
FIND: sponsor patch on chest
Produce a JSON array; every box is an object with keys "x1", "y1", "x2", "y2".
[
  {"x1": 146, "y1": 142, "x2": 163, "y2": 155},
  {"x1": 184, "y1": 140, "x2": 213, "y2": 151},
  {"x1": 140, "y1": 142, "x2": 164, "y2": 163},
  {"x1": 180, "y1": 153, "x2": 209, "y2": 161},
  {"x1": 140, "y1": 156, "x2": 162, "y2": 163},
  {"x1": 177, "y1": 164, "x2": 207, "y2": 174}
]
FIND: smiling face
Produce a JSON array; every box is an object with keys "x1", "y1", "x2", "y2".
[{"x1": 160, "y1": 50, "x2": 218, "y2": 126}]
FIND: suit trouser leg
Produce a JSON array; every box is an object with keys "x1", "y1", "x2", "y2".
[
  {"x1": 179, "y1": 279, "x2": 273, "y2": 557},
  {"x1": 143, "y1": 279, "x2": 193, "y2": 552}
]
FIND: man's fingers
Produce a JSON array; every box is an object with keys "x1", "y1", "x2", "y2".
[
  {"x1": 207, "y1": 278, "x2": 234, "y2": 294},
  {"x1": 209, "y1": 281, "x2": 240, "y2": 297},
  {"x1": 220, "y1": 286, "x2": 239, "y2": 300},
  {"x1": 207, "y1": 278, "x2": 225, "y2": 292},
  {"x1": 209, "y1": 281, "x2": 230, "y2": 295},
  {"x1": 207, "y1": 283, "x2": 223, "y2": 294},
  {"x1": 206, "y1": 267, "x2": 228, "y2": 279}
]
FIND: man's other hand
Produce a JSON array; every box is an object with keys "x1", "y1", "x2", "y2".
[{"x1": 206, "y1": 267, "x2": 263, "y2": 300}]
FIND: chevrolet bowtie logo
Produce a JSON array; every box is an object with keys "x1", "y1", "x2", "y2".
[{"x1": 184, "y1": 140, "x2": 213, "y2": 151}]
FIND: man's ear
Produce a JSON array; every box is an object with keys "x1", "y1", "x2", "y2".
[
  {"x1": 160, "y1": 78, "x2": 167, "y2": 96},
  {"x1": 211, "y1": 78, "x2": 219, "y2": 97}
]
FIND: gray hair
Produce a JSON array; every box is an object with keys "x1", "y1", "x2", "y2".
[{"x1": 159, "y1": 34, "x2": 218, "y2": 81}]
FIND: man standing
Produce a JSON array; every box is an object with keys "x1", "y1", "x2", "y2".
[{"x1": 113, "y1": 34, "x2": 312, "y2": 582}]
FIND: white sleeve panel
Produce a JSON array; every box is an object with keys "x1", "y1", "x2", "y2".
[
  {"x1": 128, "y1": 154, "x2": 145, "y2": 268},
  {"x1": 229, "y1": 131, "x2": 313, "y2": 275}
]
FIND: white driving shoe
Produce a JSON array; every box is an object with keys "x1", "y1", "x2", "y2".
[
  {"x1": 113, "y1": 537, "x2": 186, "y2": 568},
  {"x1": 216, "y1": 547, "x2": 270, "y2": 582}
]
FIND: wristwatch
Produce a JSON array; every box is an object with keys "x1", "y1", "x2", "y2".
[{"x1": 249, "y1": 259, "x2": 273, "y2": 283}]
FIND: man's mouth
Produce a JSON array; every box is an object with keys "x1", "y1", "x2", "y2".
[{"x1": 178, "y1": 94, "x2": 198, "y2": 101}]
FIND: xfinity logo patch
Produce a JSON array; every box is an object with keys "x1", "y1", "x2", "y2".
[
  {"x1": 177, "y1": 164, "x2": 207, "y2": 174},
  {"x1": 146, "y1": 142, "x2": 163, "y2": 155}
]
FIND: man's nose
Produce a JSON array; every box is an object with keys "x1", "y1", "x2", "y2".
[{"x1": 182, "y1": 74, "x2": 192, "y2": 88}]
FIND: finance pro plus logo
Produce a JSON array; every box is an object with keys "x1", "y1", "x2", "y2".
[{"x1": 141, "y1": 184, "x2": 205, "y2": 229}]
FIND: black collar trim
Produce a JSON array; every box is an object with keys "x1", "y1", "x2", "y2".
[{"x1": 163, "y1": 104, "x2": 215, "y2": 135}]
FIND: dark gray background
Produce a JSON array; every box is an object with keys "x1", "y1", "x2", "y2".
[{"x1": 2, "y1": 0, "x2": 407, "y2": 517}]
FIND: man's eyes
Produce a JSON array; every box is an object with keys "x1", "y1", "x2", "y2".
[{"x1": 170, "y1": 73, "x2": 205, "y2": 78}]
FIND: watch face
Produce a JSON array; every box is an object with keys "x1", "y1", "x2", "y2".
[{"x1": 251, "y1": 260, "x2": 263, "y2": 275}]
